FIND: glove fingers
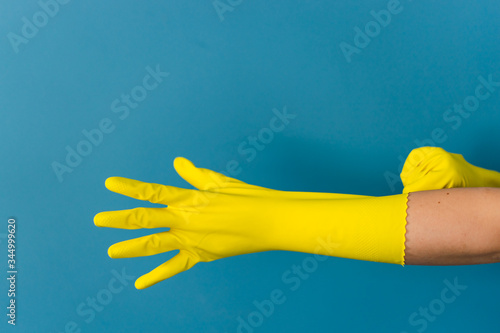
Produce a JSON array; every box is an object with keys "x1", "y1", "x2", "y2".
[
  {"x1": 135, "y1": 250, "x2": 198, "y2": 289},
  {"x1": 174, "y1": 157, "x2": 249, "y2": 190},
  {"x1": 105, "y1": 176, "x2": 196, "y2": 205},
  {"x1": 108, "y1": 231, "x2": 181, "y2": 258},
  {"x1": 401, "y1": 146, "x2": 446, "y2": 179},
  {"x1": 94, "y1": 207, "x2": 184, "y2": 229}
]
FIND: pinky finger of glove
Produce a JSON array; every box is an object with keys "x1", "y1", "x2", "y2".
[{"x1": 135, "y1": 250, "x2": 199, "y2": 289}]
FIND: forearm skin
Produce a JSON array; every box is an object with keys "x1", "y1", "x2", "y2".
[{"x1": 404, "y1": 187, "x2": 500, "y2": 265}]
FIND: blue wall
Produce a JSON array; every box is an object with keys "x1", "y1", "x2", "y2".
[{"x1": 1, "y1": 1, "x2": 500, "y2": 332}]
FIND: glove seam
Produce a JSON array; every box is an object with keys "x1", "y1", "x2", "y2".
[{"x1": 402, "y1": 192, "x2": 410, "y2": 266}]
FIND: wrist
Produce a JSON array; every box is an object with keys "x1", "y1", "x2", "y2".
[{"x1": 470, "y1": 165, "x2": 500, "y2": 188}]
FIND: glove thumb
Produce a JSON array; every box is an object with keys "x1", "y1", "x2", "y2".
[{"x1": 173, "y1": 157, "x2": 246, "y2": 190}]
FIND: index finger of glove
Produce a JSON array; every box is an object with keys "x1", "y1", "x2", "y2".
[
  {"x1": 105, "y1": 177, "x2": 195, "y2": 205},
  {"x1": 94, "y1": 207, "x2": 184, "y2": 229}
]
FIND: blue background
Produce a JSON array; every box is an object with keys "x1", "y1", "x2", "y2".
[{"x1": 2, "y1": 0, "x2": 500, "y2": 332}]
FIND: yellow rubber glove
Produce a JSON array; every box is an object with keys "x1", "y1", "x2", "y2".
[
  {"x1": 400, "y1": 146, "x2": 500, "y2": 193},
  {"x1": 95, "y1": 157, "x2": 409, "y2": 289}
]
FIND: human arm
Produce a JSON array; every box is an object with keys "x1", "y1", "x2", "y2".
[
  {"x1": 405, "y1": 187, "x2": 500, "y2": 265},
  {"x1": 94, "y1": 158, "x2": 500, "y2": 289}
]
